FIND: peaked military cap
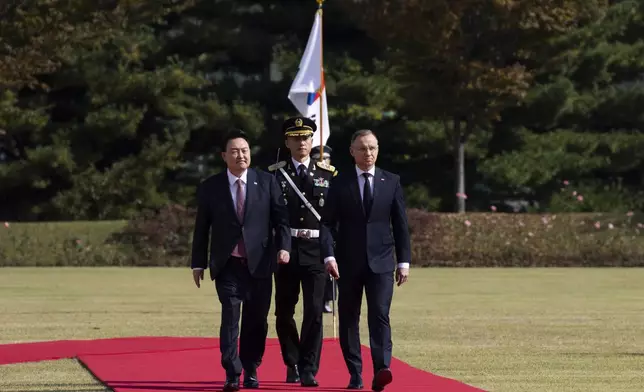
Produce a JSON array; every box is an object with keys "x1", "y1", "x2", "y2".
[
  {"x1": 283, "y1": 116, "x2": 316, "y2": 137},
  {"x1": 311, "y1": 145, "x2": 332, "y2": 158}
]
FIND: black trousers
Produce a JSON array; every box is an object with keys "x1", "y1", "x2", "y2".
[
  {"x1": 338, "y1": 266, "x2": 394, "y2": 377},
  {"x1": 215, "y1": 257, "x2": 272, "y2": 377},
  {"x1": 274, "y1": 256, "x2": 327, "y2": 374}
]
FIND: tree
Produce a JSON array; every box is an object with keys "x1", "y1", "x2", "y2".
[
  {"x1": 342, "y1": 0, "x2": 606, "y2": 212},
  {"x1": 481, "y1": 0, "x2": 644, "y2": 211},
  {"x1": 0, "y1": 0, "x2": 194, "y2": 89},
  {"x1": 163, "y1": 0, "x2": 402, "y2": 170},
  {"x1": 0, "y1": 1, "x2": 208, "y2": 220},
  {"x1": 0, "y1": 0, "x2": 404, "y2": 220}
]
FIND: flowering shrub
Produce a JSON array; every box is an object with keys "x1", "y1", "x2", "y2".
[
  {"x1": 408, "y1": 209, "x2": 644, "y2": 266},
  {"x1": 106, "y1": 204, "x2": 195, "y2": 266},
  {"x1": 2, "y1": 209, "x2": 643, "y2": 267},
  {"x1": 0, "y1": 220, "x2": 127, "y2": 266},
  {"x1": 546, "y1": 179, "x2": 644, "y2": 213}
]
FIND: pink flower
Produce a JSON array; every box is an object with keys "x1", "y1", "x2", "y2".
[
  {"x1": 594, "y1": 222, "x2": 601, "y2": 229},
  {"x1": 577, "y1": 195, "x2": 583, "y2": 202},
  {"x1": 456, "y1": 193, "x2": 468, "y2": 199},
  {"x1": 626, "y1": 211, "x2": 634, "y2": 217},
  {"x1": 3, "y1": 222, "x2": 8, "y2": 228},
  {"x1": 490, "y1": 205, "x2": 497, "y2": 212},
  {"x1": 464, "y1": 220, "x2": 472, "y2": 227},
  {"x1": 563, "y1": 180, "x2": 569, "y2": 186}
]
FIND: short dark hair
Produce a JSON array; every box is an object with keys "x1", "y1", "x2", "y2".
[
  {"x1": 350, "y1": 129, "x2": 376, "y2": 144},
  {"x1": 221, "y1": 129, "x2": 250, "y2": 151}
]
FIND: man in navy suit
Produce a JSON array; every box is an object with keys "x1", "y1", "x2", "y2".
[
  {"x1": 320, "y1": 129, "x2": 411, "y2": 391},
  {"x1": 191, "y1": 130, "x2": 291, "y2": 392}
]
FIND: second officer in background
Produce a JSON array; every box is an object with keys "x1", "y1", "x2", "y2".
[{"x1": 269, "y1": 117, "x2": 336, "y2": 387}]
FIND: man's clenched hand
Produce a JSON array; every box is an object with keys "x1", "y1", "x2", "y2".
[
  {"x1": 193, "y1": 269, "x2": 204, "y2": 288},
  {"x1": 278, "y1": 250, "x2": 290, "y2": 264}
]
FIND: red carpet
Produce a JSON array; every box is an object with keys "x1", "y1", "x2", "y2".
[{"x1": 0, "y1": 337, "x2": 485, "y2": 391}]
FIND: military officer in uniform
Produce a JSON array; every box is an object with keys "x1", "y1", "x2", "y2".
[
  {"x1": 269, "y1": 117, "x2": 337, "y2": 387},
  {"x1": 311, "y1": 145, "x2": 337, "y2": 314}
]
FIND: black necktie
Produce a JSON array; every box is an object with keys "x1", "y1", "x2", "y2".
[
  {"x1": 299, "y1": 165, "x2": 307, "y2": 180},
  {"x1": 362, "y1": 173, "x2": 373, "y2": 217}
]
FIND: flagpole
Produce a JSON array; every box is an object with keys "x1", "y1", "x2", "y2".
[
  {"x1": 317, "y1": 0, "x2": 325, "y2": 162},
  {"x1": 315, "y1": 0, "x2": 335, "y2": 340}
]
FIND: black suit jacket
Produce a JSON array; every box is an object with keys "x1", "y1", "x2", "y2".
[
  {"x1": 320, "y1": 167, "x2": 411, "y2": 275},
  {"x1": 191, "y1": 168, "x2": 291, "y2": 280}
]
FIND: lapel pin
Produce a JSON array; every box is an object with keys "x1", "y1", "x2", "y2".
[
  {"x1": 254, "y1": 182, "x2": 258, "y2": 185},
  {"x1": 381, "y1": 178, "x2": 385, "y2": 181}
]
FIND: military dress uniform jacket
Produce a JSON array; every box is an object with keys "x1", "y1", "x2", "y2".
[{"x1": 269, "y1": 159, "x2": 336, "y2": 266}]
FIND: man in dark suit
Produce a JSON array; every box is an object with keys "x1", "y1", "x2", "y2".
[
  {"x1": 311, "y1": 144, "x2": 337, "y2": 314},
  {"x1": 320, "y1": 129, "x2": 411, "y2": 391},
  {"x1": 191, "y1": 130, "x2": 291, "y2": 392},
  {"x1": 269, "y1": 117, "x2": 336, "y2": 387}
]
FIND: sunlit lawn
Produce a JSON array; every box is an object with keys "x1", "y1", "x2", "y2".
[{"x1": 1, "y1": 267, "x2": 643, "y2": 392}]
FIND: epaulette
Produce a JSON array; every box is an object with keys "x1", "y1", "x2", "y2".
[
  {"x1": 268, "y1": 161, "x2": 286, "y2": 171},
  {"x1": 316, "y1": 161, "x2": 335, "y2": 172}
]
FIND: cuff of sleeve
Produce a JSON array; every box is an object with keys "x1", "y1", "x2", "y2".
[
  {"x1": 324, "y1": 257, "x2": 336, "y2": 264},
  {"x1": 397, "y1": 263, "x2": 410, "y2": 269}
]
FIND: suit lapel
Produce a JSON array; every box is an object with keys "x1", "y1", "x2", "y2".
[
  {"x1": 372, "y1": 167, "x2": 383, "y2": 213},
  {"x1": 220, "y1": 172, "x2": 238, "y2": 222},
  {"x1": 285, "y1": 160, "x2": 296, "y2": 198},
  {"x1": 243, "y1": 169, "x2": 257, "y2": 222},
  {"x1": 349, "y1": 173, "x2": 363, "y2": 215},
  {"x1": 308, "y1": 159, "x2": 316, "y2": 174}
]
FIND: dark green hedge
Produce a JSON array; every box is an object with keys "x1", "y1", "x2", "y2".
[{"x1": 2, "y1": 207, "x2": 643, "y2": 267}]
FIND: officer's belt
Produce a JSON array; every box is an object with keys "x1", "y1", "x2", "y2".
[
  {"x1": 278, "y1": 167, "x2": 321, "y2": 221},
  {"x1": 290, "y1": 228, "x2": 320, "y2": 239}
]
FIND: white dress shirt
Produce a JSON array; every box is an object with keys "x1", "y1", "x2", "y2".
[
  {"x1": 292, "y1": 157, "x2": 310, "y2": 174},
  {"x1": 228, "y1": 169, "x2": 247, "y2": 257},
  {"x1": 324, "y1": 165, "x2": 409, "y2": 269},
  {"x1": 356, "y1": 165, "x2": 375, "y2": 199},
  {"x1": 193, "y1": 169, "x2": 248, "y2": 271}
]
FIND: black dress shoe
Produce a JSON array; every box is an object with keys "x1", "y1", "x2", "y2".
[
  {"x1": 372, "y1": 368, "x2": 393, "y2": 391},
  {"x1": 223, "y1": 376, "x2": 240, "y2": 392},
  {"x1": 243, "y1": 369, "x2": 259, "y2": 389},
  {"x1": 300, "y1": 371, "x2": 319, "y2": 387},
  {"x1": 347, "y1": 374, "x2": 363, "y2": 389},
  {"x1": 286, "y1": 365, "x2": 300, "y2": 383}
]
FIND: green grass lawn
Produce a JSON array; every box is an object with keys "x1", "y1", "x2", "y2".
[{"x1": 1, "y1": 267, "x2": 643, "y2": 392}]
